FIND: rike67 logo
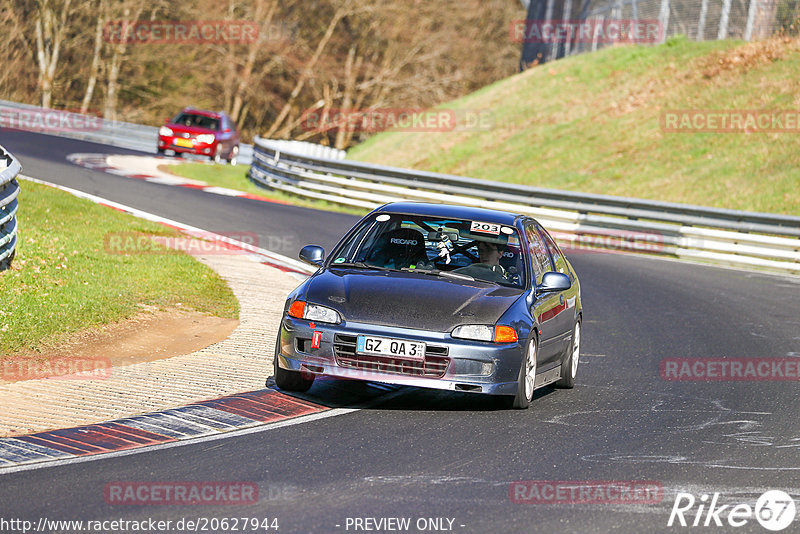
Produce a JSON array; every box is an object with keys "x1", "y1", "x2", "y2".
[{"x1": 668, "y1": 490, "x2": 796, "y2": 531}]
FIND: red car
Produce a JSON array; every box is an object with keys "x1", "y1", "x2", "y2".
[{"x1": 157, "y1": 108, "x2": 240, "y2": 165}]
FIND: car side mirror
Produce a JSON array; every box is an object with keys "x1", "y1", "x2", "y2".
[
  {"x1": 537, "y1": 272, "x2": 571, "y2": 294},
  {"x1": 299, "y1": 245, "x2": 325, "y2": 266}
]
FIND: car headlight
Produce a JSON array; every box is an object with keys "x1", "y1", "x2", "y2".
[
  {"x1": 196, "y1": 134, "x2": 216, "y2": 144},
  {"x1": 287, "y1": 300, "x2": 341, "y2": 324},
  {"x1": 452, "y1": 325, "x2": 493, "y2": 342},
  {"x1": 452, "y1": 324, "x2": 518, "y2": 343},
  {"x1": 158, "y1": 126, "x2": 173, "y2": 136}
]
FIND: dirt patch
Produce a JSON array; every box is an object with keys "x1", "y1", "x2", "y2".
[
  {"x1": 1, "y1": 308, "x2": 238, "y2": 384},
  {"x1": 695, "y1": 36, "x2": 799, "y2": 79}
]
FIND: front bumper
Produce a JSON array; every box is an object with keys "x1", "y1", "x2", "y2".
[
  {"x1": 158, "y1": 136, "x2": 216, "y2": 156},
  {"x1": 276, "y1": 316, "x2": 524, "y2": 396}
]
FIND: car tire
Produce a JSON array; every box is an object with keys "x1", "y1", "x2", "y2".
[
  {"x1": 227, "y1": 145, "x2": 239, "y2": 166},
  {"x1": 212, "y1": 144, "x2": 222, "y2": 164},
  {"x1": 556, "y1": 320, "x2": 581, "y2": 389},
  {"x1": 272, "y1": 331, "x2": 315, "y2": 393},
  {"x1": 501, "y1": 333, "x2": 538, "y2": 409}
]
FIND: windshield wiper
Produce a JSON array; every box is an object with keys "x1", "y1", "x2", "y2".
[
  {"x1": 400, "y1": 267, "x2": 475, "y2": 281},
  {"x1": 331, "y1": 261, "x2": 394, "y2": 271},
  {"x1": 435, "y1": 270, "x2": 475, "y2": 281}
]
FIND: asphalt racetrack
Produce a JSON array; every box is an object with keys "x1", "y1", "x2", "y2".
[{"x1": 2, "y1": 130, "x2": 799, "y2": 534}]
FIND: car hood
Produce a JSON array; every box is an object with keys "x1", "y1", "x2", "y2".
[{"x1": 304, "y1": 269, "x2": 524, "y2": 332}]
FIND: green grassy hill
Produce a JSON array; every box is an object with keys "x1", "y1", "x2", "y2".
[{"x1": 349, "y1": 36, "x2": 800, "y2": 215}]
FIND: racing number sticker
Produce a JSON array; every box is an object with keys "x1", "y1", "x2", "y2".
[{"x1": 470, "y1": 221, "x2": 501, "y2": 235}]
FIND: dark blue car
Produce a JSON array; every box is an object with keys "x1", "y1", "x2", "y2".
[{"x1": 273, "y1": 202, "x2": 582, "y2": 408}]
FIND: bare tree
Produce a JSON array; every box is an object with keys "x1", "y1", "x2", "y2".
[
  {"x1": 233, "y1": 0, "x2": 279, "y2": 123},
  {"x1": 80, "y1": 0, "x2": 106, "y2": 114},
  {"x1": 34, "y1": 0, "x2": 73, "y2": 108},
  {"x1": 265, "y1": 0, "x2": 355, "y2": 138},
  {"x1": 103, "y1": 1, "x2": 143, "y2": 121},
  {"x1": 0, "y1": 0, "x2": 523, "y2": 146}
]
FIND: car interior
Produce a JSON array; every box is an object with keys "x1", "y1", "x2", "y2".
[
  {"x1": 172, "y1": 113, "x2": 220, "y2": 131},
  {"x1": 353, "y1": 217, "x2": 526, "y2": 287}
]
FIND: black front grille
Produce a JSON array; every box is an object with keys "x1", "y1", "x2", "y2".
[{"x1": 333, "y1": 334, "x2": 449, "y2": 378}]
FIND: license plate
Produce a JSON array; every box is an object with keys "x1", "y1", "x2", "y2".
[
  {"x1": 174, "y1": 138, "x2": 193, "y2": 148},
  {"x1": 356, "y1": 335, "x2": 426, "y2": 361}
]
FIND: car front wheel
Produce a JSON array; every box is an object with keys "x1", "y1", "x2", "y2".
[
  {"x1": 556, "y1": 320, "x2": 581, "y2": 389},
  {"x1": 504, "y1": 333, "x2": 538, "y2": 409},
  {"x1": 271, "y1": 331, "x2": 314, "y2": 393}
]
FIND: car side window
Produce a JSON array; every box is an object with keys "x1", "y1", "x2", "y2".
[
  {"x1": 525, "y1": 224, "x2": 551, "y2": 284},
  {"x1": 538, "y1": 226, "x2": 569, "y2": 275}
]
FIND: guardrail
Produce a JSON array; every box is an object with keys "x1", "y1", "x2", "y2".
[
  {"x1": 0, "y1": 144, "x2": 21, "y2": 270},
  {"x1": 249, "y1": 136, "x2": 800, "y2": 274},
  {"x1": 255, "y1": 138, "x2": 345, "y2": 160}
]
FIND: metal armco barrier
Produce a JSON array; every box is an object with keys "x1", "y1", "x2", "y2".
[
  {"x1": 0, "y1": 144, "x2": 21, "y2": 270},
  {"x1": 249, "y1": 136, "x2": 800, "y2": 274}
]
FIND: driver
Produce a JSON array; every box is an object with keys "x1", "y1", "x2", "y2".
[{"x1": 455, "y1": 239, "x2": 508, "y2": 283}]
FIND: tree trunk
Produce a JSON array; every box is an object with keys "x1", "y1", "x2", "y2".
[
  {"x1": 34, "y1": 0, "x2": 72, "y2": 108},
  {"x1": 103, "y1": 2, "x2": 142, "y2": 121},
  {"x1": 81, "y1": 0, "x2": 105, "y2": 114},
  {"x1": 334, "y1": 46, "x2": 357, "y2": 149},
  {"x1": 231, "y1": 0, "x2": 278, "y2": 123}
]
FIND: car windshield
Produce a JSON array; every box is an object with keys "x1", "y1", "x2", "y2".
[
  {"x1": 171, "y1": 112, "x2": 219, "y2": 131},
  {"x1": 330, "y1": 213, "x2": 526, "y2": 288}
]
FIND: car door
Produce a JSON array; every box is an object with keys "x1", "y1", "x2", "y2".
[
  {"x1": 525, "y1": 223, "x2": 561, "y2": 371},
  {"x1": 537, "y1": 224, "x2": 576, "y2": 356}
]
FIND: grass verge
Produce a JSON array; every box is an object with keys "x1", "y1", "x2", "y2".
[
  {"x1": 165, "y1": 162, "x2": 366, "y2": 216},
  {"x1": 349, "y1": 36, "x2": 800, "y2": 216},
  {"x1": 0, "y1": 180, "x2": 238, "y2": 355}
]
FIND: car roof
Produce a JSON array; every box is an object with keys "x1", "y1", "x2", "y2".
[{"x1": 374, "y1": 202, "x2": 525, "y2": 226}]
